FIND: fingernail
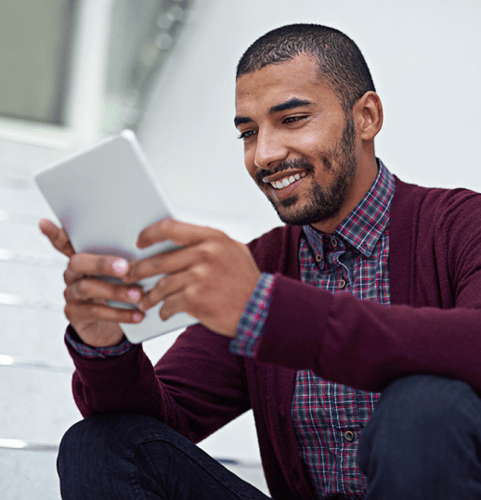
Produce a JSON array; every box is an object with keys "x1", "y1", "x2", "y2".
[
  {"x1": 112, "y1": 259, "x2": 128, "y2": 275},
  {"x1": 127, "y1": 288, "x2": 141, "y2": 302},
  {"x1": 133, "y1": 312, "x2": 143, "y2": 323}
]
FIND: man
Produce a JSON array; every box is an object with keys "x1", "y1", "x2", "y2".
[{"x1": 41, "y1": 24, "x2": 481, "y2": 500}]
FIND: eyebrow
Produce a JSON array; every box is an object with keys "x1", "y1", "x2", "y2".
[
  {"x1": 234, "y1": 115, "x2": 252, "y2": 128},
  {"x1": 269, "y1": 98, "x2": 312, "y2": 114},
  {"x1": 234, "y1": 97, "x2": 313, "y2": 128}
]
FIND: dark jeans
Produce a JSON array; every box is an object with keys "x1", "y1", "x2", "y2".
[
  {"x1": 58, "y1": 375, "x2": 481, "y2": 499},
  {"x1": 358, "y1": 374, "x2": 481, "y2": 499},
  {"x1": 57, "y1": 412, "x2": 271, "y2": 500}
]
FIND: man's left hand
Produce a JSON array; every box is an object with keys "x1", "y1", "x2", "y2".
[{"x1": 125, "y1": 218, "x2": 261, "y2": 338}]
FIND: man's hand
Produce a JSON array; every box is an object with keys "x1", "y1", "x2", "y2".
[
  {"x1": 39, "y1": 219, "x2": 144, "y2": 348},
  {"x1": 126, "y1": 218, "x2": 261, "y2": 338}
]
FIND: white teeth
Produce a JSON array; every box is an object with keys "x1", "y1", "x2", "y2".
[{"x1": 270, "y1": 171, "x2": 307, "y2": 190}]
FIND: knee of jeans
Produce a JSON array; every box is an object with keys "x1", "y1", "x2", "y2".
[
  {"x1": 359, "y1": 375, "x2": 479, "y2": 472},
  {"x1": 57, "y1": 414, "x2": 179, "y2": 494},
  {"x1": 58, "y1": 416, "x2": 115, "y2": 469},
  {"x1": 362, "y1": 374, "x2": 479, "y2": 450},
  {"x1": 59, "y1": 414, "x2": 169, "y2": 465},
  {"x1": 57, "y1": 417, "x2": 104, "y2": 482},
  {"x1": 383, "y1": 375, "x2": 477, "y2": 426}
]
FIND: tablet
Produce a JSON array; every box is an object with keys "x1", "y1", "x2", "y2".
[{"x1": 34, "y1": 130, "x2": 198, "y2": 343}]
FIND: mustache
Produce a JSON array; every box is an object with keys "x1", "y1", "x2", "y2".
[{"x1": 255, "y1": 158, "x2": 315, "y2": 185}]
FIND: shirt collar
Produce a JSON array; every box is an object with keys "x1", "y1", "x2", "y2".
[{"x1": 303, "y1": 160, "x2": 395, "y2": 258}]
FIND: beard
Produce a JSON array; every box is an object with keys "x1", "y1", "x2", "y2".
[{"x1": 255, "y1": 114, "x2": 357, "y2": 226}]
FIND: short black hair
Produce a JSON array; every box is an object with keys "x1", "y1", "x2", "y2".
[{"x1": 236, "y1": 24, "x2": 376, "y2": 113}]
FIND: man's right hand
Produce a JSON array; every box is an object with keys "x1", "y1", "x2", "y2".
[{"x1": 39, "y1": 219, "x2": 144, "y2": 348}]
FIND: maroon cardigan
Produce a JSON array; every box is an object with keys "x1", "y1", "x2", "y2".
[{"x1": 67, "y1": 178, "x2": 481, "y2": 500}]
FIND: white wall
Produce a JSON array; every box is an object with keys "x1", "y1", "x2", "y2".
[{"x1": 138, "y1": 0, "x2": 481, "y2": 243}]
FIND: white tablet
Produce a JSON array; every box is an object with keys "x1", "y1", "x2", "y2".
[{"x1": 34, "y1": 129, "x2": 197, "y2": 343}]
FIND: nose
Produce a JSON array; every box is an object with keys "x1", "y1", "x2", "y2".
[{"x1": 253, "y1": 127, "x2": 288, "y2": 171}]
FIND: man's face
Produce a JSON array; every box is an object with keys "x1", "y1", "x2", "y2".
[{"x1": 235, "y1": 54, "x2": 360, "y2": 230}]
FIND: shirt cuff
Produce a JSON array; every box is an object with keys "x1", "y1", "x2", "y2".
[
  {"x1": 65, "y1": 325, "x2": 134, "y2": 359},
  {"x1": 229, "y1": 273, "x2": 275, "y2": 358}
]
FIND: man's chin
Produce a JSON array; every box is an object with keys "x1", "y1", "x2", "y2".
[
  {"x1": 272, "y1": 204, "x2": 315, "y2": 226},
  {"x1": 271, "y1": 199, "x2": 342, "y2": 227},
  {"x1": 266, "y1": 195, "x2": 302, "y2": 224}
]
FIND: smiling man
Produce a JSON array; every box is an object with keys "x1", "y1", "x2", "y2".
[{"x1": 42, "y1": 24, "x2": 481, "y2": 500}]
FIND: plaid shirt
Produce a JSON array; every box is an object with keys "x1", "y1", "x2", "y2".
[{"x1": 231, "y1": 161, "x2": 395, "y2": 499}]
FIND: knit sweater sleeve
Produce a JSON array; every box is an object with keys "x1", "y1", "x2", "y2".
[
  {"x1": 256, "y1": 185, "x2": 481, "y2": 394},
  {"x1": 67, "y1": 323, "x2": 251, "y2": 443}
]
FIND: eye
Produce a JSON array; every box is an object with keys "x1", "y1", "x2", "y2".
[
  {"x1": 283, "y1": 115, "x2": 308, "y2": 124},
  {"x1": 238, "y1": 129, "x2": 257, "y2": 140}
]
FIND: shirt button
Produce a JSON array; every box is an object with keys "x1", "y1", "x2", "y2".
[
  {"x1": 339, "y1": 279, "x2": 347, "y2": 290},
  {"x1": 330, "y1": 237, "x2": 338, "y2": 247},
  {"x1": 345, "y1": 431, "x2": 355, "y2": 442},
  {"x1": 315, "y1": 254, "x2": 322, "y2": 263}
]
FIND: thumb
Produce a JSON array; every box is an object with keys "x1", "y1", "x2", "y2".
[{"x1": 39, "y1": 218, "x2": 76, "y2": 258}]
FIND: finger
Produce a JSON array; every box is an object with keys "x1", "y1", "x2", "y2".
[
  {"x1": 138, "y1": 272, "x2": 187, "y2": 312},
  {"x1": 126, "y1": 246, "x2": 192, "y2": 283},
  {"x1": 39, "y1": 218, "x2": 75, "y2": 257},
  {"x1": 65, "y1": 277, "x2": 143, "y2": 306},
  {"x1": 64, "y1": 267, "x2": 79, "y2": 286},
  {"x1": 158, "y1": 290, "x2": 189, "y2": 322},
  {"x1": 136, "y1": 218, "x2": 221, "y2": 249},
  {"x1": 65, "y1": 302, "x2": 144, "y2": 325},
  {"x1": 127, "y1": 232, "x2": 228, "y2": 283},
  {"x1": 68, "y1": 254, "x2": 131, "y2": 279}
]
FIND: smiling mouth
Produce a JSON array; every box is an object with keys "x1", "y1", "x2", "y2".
[{"x1": 262, "y1": 171, "x2": 307, "y2": 190}]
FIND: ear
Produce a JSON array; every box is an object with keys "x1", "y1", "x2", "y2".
[{"x1": 354, "y1": 91, "x2": 383, "y2": 141}]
